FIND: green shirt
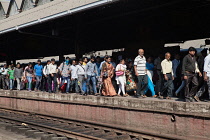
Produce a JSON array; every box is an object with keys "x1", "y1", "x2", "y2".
[{"x1": 8, "y1": 69, "x2": 15, "y2": 79}]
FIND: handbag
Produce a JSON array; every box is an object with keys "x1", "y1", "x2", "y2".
[
  {"x1": 116, "y1": 64, "x2": 124, "y2": 76},
  {"x1": 102, "y1": 63, "x2": 108, "y2": 78}
]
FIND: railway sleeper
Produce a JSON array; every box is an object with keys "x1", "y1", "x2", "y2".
[
  {"x1": 41, "y1": 134, "x2": 57, "y2": 140},
  {"x1": 25, "y1": 129, "x2": 40, "y2": 136}
]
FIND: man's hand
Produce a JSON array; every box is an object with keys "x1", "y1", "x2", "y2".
[
  {"x1": 172, "y1": 76, "x2": 174, "y2": 80},
  {"x1": 184, "y1": 76, "x2": 188, "y2": 80},
  {"x1": 204, "y1": 76, "x2": 208, "y2": 81},
  {"x1": 71, "y1": 78, "x2": 74, "y2": 81},
  {"x1": 51, "y1": 74, "x2": 54, "y2": 77},
  {"x1": 199, "y1": 72, "x2": 202, "y2": 77},
  {"x1": 164, "y1": 75, "x2": 168, "y2": 81}
]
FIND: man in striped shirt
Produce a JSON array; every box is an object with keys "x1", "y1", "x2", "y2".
[{"x1": 134, "y1": 49, "x2": 148, "y2": 98}]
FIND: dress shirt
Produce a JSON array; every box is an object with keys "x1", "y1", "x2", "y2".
[
  {"x1": 70, "y1": 65, "x2": 78, "y2": 79},
  {"x1": 43, "y1": 64, "x2": 50, "y2": 75},
  {"x1": 77, "y1": 64, "x2": 85, "y2": 75},
  {"x1": 85, "y1": 61, "x2": 98, "y2": 78},
  {"x1": 161, "y1": 59, "x2": 173, "y2": 76},
  {"x1": 59, "y1": 62, "x2": 71, "y2": 77},
  {"x1": 204, "y1": 54, "x2": 210, "y2": 77},
  {"x1": 49, "y1": 63, "x2": 57, "y2": 74}
]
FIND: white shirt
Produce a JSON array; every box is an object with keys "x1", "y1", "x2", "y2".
[
  {"x1": 204, "y1": 54, "x2": 210, "y2": 77},
  {"x1": 161, "y1": 59, "x2": 173, "y2": 76},
  {"x1": 0, "y1": 67, "x2": 8, "y2": 75},
  {"x1": 49, "y1": 63, "x2": 57, "y2": 74},
  {"x1": 77, "y1": 64, "x2": 85, "y2": 75},
  {"x1": 70, "y1": 65, "x2": 78, "y2": 79},
  {"x1": 43, "y1": 64, "x2": 50, "y2": 75}
]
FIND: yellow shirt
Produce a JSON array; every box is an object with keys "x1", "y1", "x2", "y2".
[{"x1": 83, "y1": 62, "x2": 87, "y2": 66}]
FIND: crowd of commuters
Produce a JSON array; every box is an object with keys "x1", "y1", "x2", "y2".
[{"x1": 0, "y1": 46, "x2": 210, "y2": 102}]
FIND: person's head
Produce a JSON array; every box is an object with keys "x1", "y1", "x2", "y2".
[
  {"x1": 174, "y1": 54, "x2": 180, "y2": 60},
  {"x1": 119, "y1": 59, "x2": 125, "y2": 65},
  {"x1": 147, "y1": 57, "x2": 153, "y2": 63},
  {"x1": 188, "y1": 47, "x2": 196, "y2": 56},
  {"x1": 79, "y1": 58, "x2": 83, "y2": 65},
  {"x1": 165, "y1": 52, "x2": 171, "y2": 60},
  {"x1": 104, "y1": 55, "x2": 108, "y2": 61},
  {"x1": 82, "y1": 57, "x2": 88, "y2": 63},
  {"x1": 105, "y1": 56, "x2": 111, "y2": 63},
  {"x1": 3, "y1": 64, "x2": 7, "y2": 68},
  {"x1": 47, "y1": 60, "x2": 51, "y2": 65},
  {"x1": 16, "y1": 63, "x2": 20, "y2": 68},
  {"x1": 51, "y1": 58, "x2": 55, "y2": 64},
  {"x1": 138, "y1": 49, "x2": 144, "y2": 57},
  {"x1": 11, "y1": 66, "x2": 14, "y2": 70},
  {"x1": 90, "y1": 56, "x2": 95, "y2": 62},
  {"x1": 37, "y1": 59, "x2": 41, "y2": 65},
  {"x1": 96, "y1": 56, "x2": 101, "y2": 63},
  {"x1": 201, "y1": 49, "x2": 207, "y2": 57},
  {"x1": 28, "y1": 63, "x2": 33, "y2": 68},
  {"x1": 65, "y1": 57, "x2": 70, "y2": 65},
  {"x1": 128, "y1": 61, "x2": 133, "y2": 68},
  {"x1": 72, "y1": 60, "x2": 76, "y2": 65}
]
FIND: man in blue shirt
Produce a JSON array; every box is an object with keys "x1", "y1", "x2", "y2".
[{"x1": 34, "y1": 60, "x2": 43, "y2": 91}]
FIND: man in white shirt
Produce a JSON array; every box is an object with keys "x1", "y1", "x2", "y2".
[
  {"x1": 48, "y1": 58, "x2": 58, "y2": 93},
  {"x1": 159, "y1": 52, "x2": 174, "y2": 99},
  {"x1": 70, "y1": 60, "x2": 79, "y2": 93},
  {"x1": 0, "y1": 64, "x2": 9, "y2": 90},
  {"x1": 77, "y1": 58, "x2": 86, "y2": 94},
  {"x1": 42, "y1": 60, "x2": 51, "y2": 92}
]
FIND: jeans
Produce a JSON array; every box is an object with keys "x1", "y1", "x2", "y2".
[
  {"x1": 70, "y1": 79, "x2": 79, "y2": 93},
  {"x1": 87, "y1": 75, "x2": 97, "y2": 94},
  {"x1": 185, "y1": 73, "x2": 198, "y2": 99},
  {"x1": 175, "y1": 80, "x2": 185, "y2": 94},
  {"x1": 0, "y1": 75, "x2": 8, "y2": 89},
  {"x1": 9, "y1": 79, "x2": 14, "y2": 89},
  {"x1": 78, "y1": 75, "x2": 85, "y2": 93},
  {"x1": 137, "y1": 75, "x2": 148, "y2": 96},
  {"x1": 35, "y1": 76, "x2": 42, "y2": 90},
  {"x1": 61, "y1": 76, "x2": 71, "y2": 93},
  {"x1": 16, "y1": 78, "x2": 21, "y2": 90},
  {"x1": 160, "y1": 74, "x2": 173, "y2": 97},
  {"x1": 27, "y1": 76, "x2": 33, "y2": 90},
  {"x1": 48, "y1": 74, "x2": 57, "y2": 93}
]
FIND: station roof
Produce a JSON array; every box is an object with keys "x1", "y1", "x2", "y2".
[{"x1": 0, "y1": 0, "x2": 113, "y2": 34}]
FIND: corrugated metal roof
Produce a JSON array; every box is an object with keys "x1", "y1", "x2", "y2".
[{"x1": 0, "y1": 0, "x2": 105, "y2": 32}]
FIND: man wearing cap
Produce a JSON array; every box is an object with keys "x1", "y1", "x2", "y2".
[
  {"x1": 48, "y1": 58, "x2": 58, "y2": 93},
  {"x1": 59, "y1": 57, "x2": 71, "y2": 93},
  {"x1": 34, "y1": 60, "x2": 43, "y2": 92},
  {"x1": 43, "y1": 60, "x2": 51, "y2": 92}
]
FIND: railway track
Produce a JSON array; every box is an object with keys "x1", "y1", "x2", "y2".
[{"x1": 0, "y1": 107, "x2": 174, "y2": 140}]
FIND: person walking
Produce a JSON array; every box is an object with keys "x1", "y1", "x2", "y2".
[
  {"x1": 101, "y1": 56, "x2": 116, "y2": 96},
  {"x1": 8, "y1": 66, "x2": 15, "y2": 90},
  {"x1": 134, "y1": 49, "x2": 148, "y2": 98},
  {"x1": 115, "y1": 59, "x2": 127, "y2": 97},
  {"x1": 70, "y1": 60, "x2": 79, "y2": 93},
  {"x1": 24, "y1": 63, "x2": 34, "y2": 92},
  {"x1": 48, "y1": 58, "x2": 58, "y2": 93},
  {"x1": 85, "y1": 56, "x2": 98, "y2": 95},
  {"x1": 77, "y1": 58, "x2": 86, "y2": 95},
  {"x1": 154, "y1": 54, "x2": 163, "y2": 94},
  {"x1": 42, "y1": 60, "x2": 51, "y2": 92},
  {"x1": 14, "y1": 63, "x2": 23, "y2": 90},
  {"x1": 182, "y1": 47, "x2": 201, "y2": 102},
  {"x1": 34, "y1": 60, "x2": 43, "y2": 91},
  {"x1": 59, "y1": 57, "x2": 71, "y2": 93},
  {"x1": 0, "y1": 64, "x2": 9, "y2": 90},
  {"x1": 159, "y1": 52, "x2": 174, "y2": 99}
]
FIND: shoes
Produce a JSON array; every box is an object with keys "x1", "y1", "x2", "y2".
[
  {"x1": 152, "y1": 95, "x2": 157, "y2": 98},
  {"x1": 194, "y1": 96, "x2": 200, "y2": 102},
  {"x1": 166, "y1": 96, "x2": 171, "y2": 100},
  {"x1": 143, "y1": 95, "x2": 147, "y2": 98},
  {"x1": 159, "y1": 96, "x2": 164, "y2": 99}
]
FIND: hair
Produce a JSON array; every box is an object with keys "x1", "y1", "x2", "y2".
[
  {"x1": 82, "y1": 57, "x2": 87, "y2": 61},
  {"x1": 105, "y1": 56, "x2": 111, "y2": 60},
  {"x1": 28, "y1": 63, "x2": 32, "y2": 66},
  {"x1": 79, "y1": 58, "x2": 83, "y2": 62},
  {"x1": 37, "y1": 59, "x2": 41, "y2": 62},
  {"x1": 165, "y1": 52, "x2": 171, "y2": 56},
  {"x1": 120, "y1": 59, "x2": 125, "y2": 63},
  {"x1": 66, "y1": 57, "x2": 70, "y2": 60},
  {"x1": 96, "y1": 56, "x2": 100, "y2": 59},
  {"x1": 90, "y1": 56, "x2": 95, "y2": 59},
  {"x1": 188, "y1": 47, "x2": 196, "y2": 52},
  {"x1": 47, "y1": 60, "x2": 51, "y2": 63},
  {"x1": 138, "y1": 49, "x2": 144, "y2": 52}
]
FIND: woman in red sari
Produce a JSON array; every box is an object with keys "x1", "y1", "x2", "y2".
[{"x1": 101, "y1": 56, "x2": 117, "y2": 96}]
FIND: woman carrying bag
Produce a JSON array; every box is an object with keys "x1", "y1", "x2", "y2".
[{"x1": 116, "y1": 59, "x2": 128, "y2": 97}]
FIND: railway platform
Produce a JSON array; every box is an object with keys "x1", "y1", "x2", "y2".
[{"x1": 0, "y1": 90, "x2": 209, "y2": 140}]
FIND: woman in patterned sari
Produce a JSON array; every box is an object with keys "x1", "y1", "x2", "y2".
[
  {"x1": 126, "y1": 61, "x2": 137, "y2": 95},
  {"x1": 101, "y1": 56, "x2": 117, "y2": 97}
]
